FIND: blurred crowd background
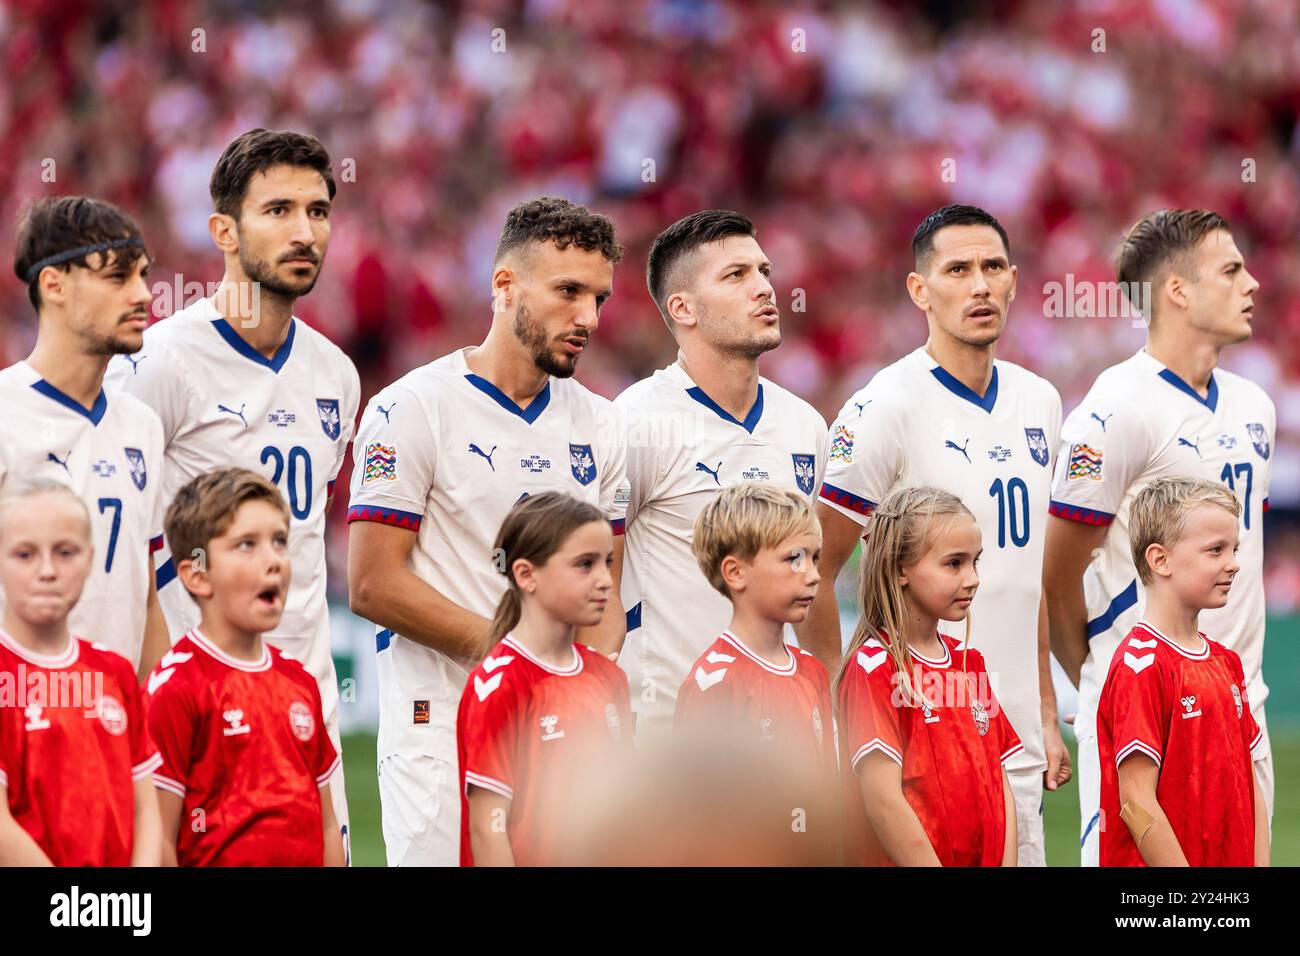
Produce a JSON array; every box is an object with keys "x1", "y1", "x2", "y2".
[{"x1": 3, "y1": 0, "x2": 1300, "y2": 607}]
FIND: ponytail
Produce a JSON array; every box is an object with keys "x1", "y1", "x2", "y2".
[{"x1": 486, "y1": 491, "x2": 607, "y2": 647}]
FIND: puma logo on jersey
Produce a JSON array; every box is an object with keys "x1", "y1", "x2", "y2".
[
  {"x1": 705, "y1": 650, "x2": 736, "y2": 665},
  {"x1": 47, "y1": 451, "x2": 71, "y2": 475},
  {"x1": 1090, "y1": 411, "x2": 1113, "y2": 431},
  {"x1": 1177, "y1": 436, "x2": 1202, "y2": 459},
  {"x1": 696, "y1": 461, "x2": 722, "y2": 485},
  {"x1": 944, "y1": 438, "x2": 971, "y2": 463},
  {"x1": 474, "y1": 672, "x2": 503, "y2": 701},
  {"x1": 539, "y1": 714, "x2": 565, "y2": 741},
  {"x1": 377, "y1": 403, "x2": 395, "y2": 423},
  {"x1": 124, "y1": 353, "x2": 146, "y2": 374},
  {"x1": 24, "y1": 705, "x2": 50, "y2": 732},
  {"x1": 468, "y1": 443, "x2": 498, "y2": 471},
  {"x1": 854, "y1": 400, "x2": 872, "y2": 416},
  {"x1": 218, "y1": 403, "x2": 248, "y2": 428},
  {"x1": 482, "y1": 653, "x2": 514, "y2": 673},
  {"x1": 222, "y1": 709, "x2": 251, "y2": 736},
  {"x1": 1180, "y1": 695, "x2": 1202, "y2": 719},
  {"x1": 694, "y1": 666, "x2": 726, "y2": 691},
  {"x1": 1124, "y1": 651, "x2": 1156, "y2": 674}
]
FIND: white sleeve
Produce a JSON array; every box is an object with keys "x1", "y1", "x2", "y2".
[
  {"x1": 818, "y1": 387, "x2": 905, "y2": 526},
  {"x1": 346, "y1": 386, "x2": 435, "y2": 531},
  {"x1": 596, "y1": 401, "x2": 629, "y2": 535},
  {"x1": 333, "y1": 356, "x2": 362, "y2": 485},
  {"x1": 107, "y1": 338, "x2": 192, "y2": 446},
  {"x1": 1049, "y1": 383, "x2": 1151, "y2": 527},
  {"x1": 614, "y1": 395, "x2": 662, "y2": 529}
]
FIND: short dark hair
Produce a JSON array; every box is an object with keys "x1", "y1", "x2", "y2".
[
  {"x1": 209, "y1": 128, "x2": 336, "y2": 219},
  {"x1": 1115, "y1": 209, "x2": 1231, "y2": 291},
  {"x1": 493, "y1": 197, "x2": 623, "y2": 266},
  {"x1": 646, "y1": 209, "x2": 755, "y2": 321},
  {"x1": 911, "y1": 204, "x2": 1010, "y2": 272},
  {"x1": 13, "y1": 196, "x2": 148, "y2": 312}
]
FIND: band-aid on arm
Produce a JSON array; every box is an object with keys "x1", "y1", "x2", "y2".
[{"x1": 1120, "y1": 801, "x2": 1155, "y2": 847}]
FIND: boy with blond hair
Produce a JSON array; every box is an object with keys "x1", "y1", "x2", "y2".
[
  {"x1": 1097, "y1": 476, "x2": 1268, "y2": 866},
  {"x1": 144, "y1": 468, "x2": 344, "y2": 866},
  {"x1": 675, "y1": 482, "x2": 837, "y2": 857}
]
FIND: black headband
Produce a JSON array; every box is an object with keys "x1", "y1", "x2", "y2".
[{"x1": 24, "y1": 237, "x2": 145, "y2": 283}]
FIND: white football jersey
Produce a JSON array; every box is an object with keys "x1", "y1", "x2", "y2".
[
  {"x1": 614, "y1": 362, "x2": 828, "y2": 732},
  {"x1": 347, "y1": 348, "x2": 629, "y2": 764},
  {"x1": 104, "y1": 297, "x2": 360, "y2": 735},
  {"x1": 820, "y1": 346, "x2": 1062, "y2": 773},
  {"x1": 1049, "y1": 348, "x2": 1273, "y2": 738},
  {"x1": 0, "y1": 362, "x2": 165, "y2": 667}
]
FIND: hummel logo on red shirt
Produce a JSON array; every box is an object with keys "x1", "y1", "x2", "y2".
[
  {"x1": 540, "y1": 715, "x2": 565, "y2": 741},
  {"x1": 223, "y1": 709, "x2": 251, "y2": 736},
  {"x1": 1180, "y1": 695, "x2": 1202, "y2": 719},
  {"x1": 24, "y1": 705, "x2": 50, "y2": 732}
]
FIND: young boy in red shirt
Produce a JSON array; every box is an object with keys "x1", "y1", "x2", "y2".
[
  {"x1": 145, "y1": 468, "x2": 344, "y2": 866},
  {"x1": 674, "y1": 482, "x2": 838, "y2": 859},
  {"x1": 1098, "y1": 476, "x2": 1268, "y2": 866}
]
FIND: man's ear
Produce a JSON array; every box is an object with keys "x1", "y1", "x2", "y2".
[
  {"x1": 905, "y1": 271, "x2": 929, "y2": 313},
  {"x1": 665, "y1": 290, "x2": 696, "y2": 332},
  {"x1": 491, "y1": 265, "x2": 515, "y2": 314},
  {"x1": 208, "y1": 212, "x2": 240, "y2": 256}
]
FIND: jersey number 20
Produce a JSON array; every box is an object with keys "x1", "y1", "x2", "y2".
[{"x1": 261, "y1": 445, "x2": 313, "y2": 520}]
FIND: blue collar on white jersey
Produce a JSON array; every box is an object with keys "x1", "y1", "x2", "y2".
[
  {"x1": 929, "y1": 363, "x2": 998, "y2": 413},
  {"x1": 685, "y1": 383, "x2": 764, "y2": 434},
  {"x1": 30, "y1": 378, "x2": 108, "y2": 426},
  {"x1": 1157, "y1": 366, "x2": 1219, "y2": 412},
  {"x1": 464, "y1": 373, "x2": 552, "y2": 424},
  {"x1": 211, "y1": 317, "x2": 296, "y2": 373}
]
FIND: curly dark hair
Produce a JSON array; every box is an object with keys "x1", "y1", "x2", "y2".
[
  {"x1": 210, "y1": 128, "x2": 336, "y2": 219},
  {"x1": 493, "y1": 196, "x2": 623, "y2": 265}
]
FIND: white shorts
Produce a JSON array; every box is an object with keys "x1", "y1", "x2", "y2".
[
  {"x1": 1008, "y1": 767, "x2": 1045, "y2": 867},
  {"x1": 378, "y1": 753, "x2": 459, "y2": 867},
  {"x1": 1077, "y1": 704, "x2": 1273, "y2": 867}
]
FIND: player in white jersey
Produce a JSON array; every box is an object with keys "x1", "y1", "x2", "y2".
[
  {"x1": 103, "y1": 130, "x2": 359, "y2": 847},
  {"x1": 1, "y1": 197, "x2": 167, "y2": 672},
  {"x1": 1042, "y1": 209, "x2": 1272, "y2": 866},
  {"x1": 347, "y1": 198, "x2": 629, "y2": 866},
  {"x1": 613, "y1": 210, "x2": 827, "y2": 734},
  {"x1": 805, "y1": 205, "x2": 1071, "y2": 866}
]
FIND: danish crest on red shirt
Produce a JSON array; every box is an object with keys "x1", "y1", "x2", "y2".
[
  {"x1": 289, "y1": 700, "x2": 316, "y2": 741},
  {"x1": 971, "y1": 700, "x2": 990, "y2": 737},
  {"x1": 812, "y1": 705, "x2": 824, "y2": 744},
  {"x1": 97, "y1": 694, "x2": 128, "y2": 736},
  {"x1": 1231, "y1": 683, "x2": 1243, "y2": 718}
]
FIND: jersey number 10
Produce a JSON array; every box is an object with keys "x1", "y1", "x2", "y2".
[{"x1": 988, "y1": 477, "x2": 1030, "y2": 549}]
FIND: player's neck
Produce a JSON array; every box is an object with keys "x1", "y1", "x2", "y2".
[
  {"x1": 1140, "y1": 594, "x2": 1205, "y2": 650},
  {"x1": 466, "y1": 328, "x2": 551, "y2": 407},
  {"x1": 726, "y1": 608, "x2": 790, "y2": 666},
  {"x1": 25, "y1": 327, "x2": 110, "y2": 408},
  {"x1": 924, "y1": 334, "x2": 995, "y2": 398},
  {"x1": 197, "y1": 612, "x2": 266, "y2": 662},
  {"x1": 1144, "y1": 332, "x2": 1221, "y2": 397},
  {"x1": 1, "y1": 612, "x2": 73, "y2": 659},
  {"x1": 211, "y1": 279, "x2": 295, "y2": 361},
  {"x1": 676, "y1": 347, "x2": 761, "y2": 423},
  {"x1": 509, "y1": 604, "x2": 577, "y2": 669}
]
